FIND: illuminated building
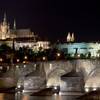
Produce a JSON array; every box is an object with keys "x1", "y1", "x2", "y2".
[
  {"x1": 67, "y1": 32, "x2": 75, "y2": 42},
  {"x1": 0, "y1": 13, "x2": 50, "y2": 51},
  {"x1": 56, "y1": 33, "x2": 100, "y2": 58}
]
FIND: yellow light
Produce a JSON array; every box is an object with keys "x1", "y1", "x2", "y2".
[
  {"x1": 97, "y1": 54, "x2": 100, "y2": 57},
  {"x1": 17, "y1": 59, "x2": 20, "y2": 62},
  {"x1": 0, "y1": 58, "x2": 3, "y2": 62},
  {"x1": 59, "y1": 92, "x2": 62, "y2": 95},
  {"x1": 50, "y1": 63, "x2": 52, "y2": 69},
  {"x1": 16, "y1": 65, "x2": 19, "y2": 68},
  {"x1": 24, "y1": 56, "x2": 27, "y2": 60},
  {"x1": 43, "y1": 56, "x2": 46, "y2": 60},
  {"x1": 77, "y1": 54, "x2": 80, "y2": 57},
  {"x1": 85, "y1": 88, "x2": 89, "y2": 92},
  {"x1": 54, "y1": 86, "x2": 57, "y2": 90},
  {"x1": 57, "y1": 53, "x2": 60, "y2": 57},
  {"x1": 23, "y1": 61, "x2": 26, "y2": 64},
  {"x1": 54, "y1": 93, "x2": 57, "y2": 96},
  {"x1": 93, "y1": 87, "x2": 97, "y2": 91}
]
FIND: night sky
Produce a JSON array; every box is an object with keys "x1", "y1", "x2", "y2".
[{"x1": 0, "y1": 0, "x2": 98, "y2": 42}]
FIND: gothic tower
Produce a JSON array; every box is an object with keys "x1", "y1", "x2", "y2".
[
  {"x1": 13, "y1": 19, "x2": 16, "y2": 30},
  {"x1": 67, "y1": 32, "x2": 71, "y2": 42},
  {"x1": 71, "y1": 32, "x2": 75, "y2": 42},
  {"x1": 0, "y1": 13, "x2": 9, "y2": 39}
]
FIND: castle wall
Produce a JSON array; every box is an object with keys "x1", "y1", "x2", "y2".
[{"x1": 56, "y1": 43, "x2": 100, "y2": 57}]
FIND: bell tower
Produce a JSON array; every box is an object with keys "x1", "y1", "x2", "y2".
[
  {"x1": 71, "y1": 32, "x2": 75, "y2": 42},
  {"x1": 67, "y1": 32, "x2": 75, "y2": 42},
  {"x1": 67, "y1": 32, "x2": 71, "y2": 42}
]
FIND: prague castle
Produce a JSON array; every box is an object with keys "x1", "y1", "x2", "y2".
[
  {"x1": 0, "y1": 13, "x2": 50, "y2": 51},
  {"x1": 0, "y1": 14, "x2": 100, "y2": 99},
  {"x1": 0, "y1": 13, "x2": 37, "y2": 40},
  {"x1": 0, "y1": 13, "x2": 100, "y2": 58}
]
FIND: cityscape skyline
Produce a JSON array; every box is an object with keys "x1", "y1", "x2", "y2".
[
  {"x1": 0, "y1": 0, "x2": 98, "y2": 42},
  {"x1": 0, "y1": 1, "x2": 99, "y2": 99}
]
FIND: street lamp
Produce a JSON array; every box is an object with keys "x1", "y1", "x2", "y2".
[
  {"x1": 42, "y1": 56, "x2": 46, "y2": 61},
  {"x1": 57, "y1": 53, "x2": 61, "y2": 57},
  {"x1": 24, "y1": 56, "x2": 28, "y2": 60},
  {"x1": 85, "y1": 87, "x2": 89, "y2": 92},
  {"x1": 17, "y1": 59, "x2": 20, "y2": 63}
]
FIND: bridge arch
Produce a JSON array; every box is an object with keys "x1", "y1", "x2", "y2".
[{"x1": 85, "y1": 67, "x2": 100, "y2": 89}]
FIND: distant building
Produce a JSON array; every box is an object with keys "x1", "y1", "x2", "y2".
[
  {"x1": 0, "y1": 13, "x2": 50, "y2": 51},
  {"x1": 67, "y1": 32, "x2": 75, "y2": 42},
  {"x1": 0, "y1": 13, "x2": 36, "y2": 40},
  {"x1": 56, "y1": 33, "x2": 100, "y2": 57}
]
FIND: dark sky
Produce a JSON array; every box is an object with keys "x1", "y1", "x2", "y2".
[{"x1": 0, "y1": 0, "x2": 98, "y2": 42}]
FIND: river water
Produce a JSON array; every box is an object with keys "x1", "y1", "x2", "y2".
[{"x1": 0, "y1": 92, "x2": 79, "y2": 100}]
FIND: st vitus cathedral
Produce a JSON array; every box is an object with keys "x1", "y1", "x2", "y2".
[
  {"x1": 0, "y1": 13, "x2": 50, "y2": 51},
  {"x1": 0, "y1": 13, "x2": 36, "y2": 41}
]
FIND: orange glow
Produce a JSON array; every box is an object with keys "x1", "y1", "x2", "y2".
[
  {"x1": 22, "y1": 95, "x2": 30, "y2": 100},
  {"x1": 0, "y1": 93, "x2": 4, "y2": 100},
  {"x1": 0, "y1": 58, "x2": 3, "y2": 62}
]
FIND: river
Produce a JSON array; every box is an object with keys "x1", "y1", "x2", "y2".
[{"x1": 0, "y1": 92, "x2": 79, "y2": 100}]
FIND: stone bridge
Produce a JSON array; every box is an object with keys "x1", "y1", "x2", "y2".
[
  {"x1": 43, "y1": 59, "x2": 100, "y2": 88},
  {"x1": 0, "y1": 59, "x2": 100, "y2": 91}
]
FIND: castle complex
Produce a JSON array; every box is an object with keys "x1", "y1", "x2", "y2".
[
  {"x1": 0, "y1": 13, "x2": 36, "y2": 40},
  {"x1": 56, "y1": 32, "x2": 100, "y2": 58},
  {"x1": 0, "y1": 14, "x2": 100, "y2": 99},
  {"x1": 0, "y1": 13, "x2": 100, "y2": 58},
  {"x1": 0, "y1": 13, "x2": 50, "y2": 51}
]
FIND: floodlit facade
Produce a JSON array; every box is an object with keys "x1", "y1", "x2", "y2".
[
  {"x1": 56, "y1": 42, "x2": 100, "y2": 57},
  {"x1": 56, "y1": 33, "x2": 100, "y2": 58},
  {"x1": 0, "y1": 13, "x2": 36, "y2": 40},
  {"x1": 0, "y1": 13, "x2": 50, "y2": 51}
]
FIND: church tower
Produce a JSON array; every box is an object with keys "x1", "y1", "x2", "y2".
[
  {"x1": 71, "y1": 32, "x2": 75, "y2": 42},
  {"x1": 0, "y1": 13, "x2": 9, "y2": 39},
  {"x1": 67, "y1": 32, "x2": 71, "y2": 42},
  {"x1": 13, "y1": 19, "x2": 16, "y2": 30},
  {"x1": 3, "y1": 13, "x2": 7, "y2": 26}
]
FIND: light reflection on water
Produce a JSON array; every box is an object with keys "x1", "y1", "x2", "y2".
[
  {"x1": 0, "y1": 93, "x2": 77, "y2": 100},
  {"x1": 22, "y1": 95, "x2": 30, "y2": 100},
  {"x1": 0, "y1": 93, "x2": 4, "y2": 100}
]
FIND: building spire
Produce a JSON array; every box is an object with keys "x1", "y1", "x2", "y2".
[
  {"x1": 3, "y1": 12, "x2": 7, "y2": 25},
  {"x1": 71, "y1": 32, "x2": 75, "y2": 42},
  {"x1": 3, "y1": 12, "x2": 7, "y2": 22},
  {"x1": 13, "y1": 19, "x2": 16, "y2": 30},
  {"x1": 67, "y1": 32, "x2": 71, "y2": 42}
]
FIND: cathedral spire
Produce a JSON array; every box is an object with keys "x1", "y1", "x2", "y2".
[
  {"x1": 3, "y1": 12, "x2": 7, "y2": 25},
  {"x1": 13, "y1": 19, "x2": 16, "y2": 30},
  {"x1": 71, "y1": 32, "x2": 75, "y2": 42},
  {"x1": 67, "y1": 32, "x2": 71, "y2": 42},
  {"x1": 3, "y1": 12, "x2": 7, "y2": 23}
]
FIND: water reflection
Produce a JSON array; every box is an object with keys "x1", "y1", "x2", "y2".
[
  {"x1": 0, "y1": 93, "x2": 4, "y2": 100},
  {"x1": 0, "y1": 93, "x2": 15, "y2": 100},
  {"x1": 22, "y1": 95, "x2": 30, "y2": 100},
  {"x1": 0, "y1": 93, "x2": 78, "y2": 100}
]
